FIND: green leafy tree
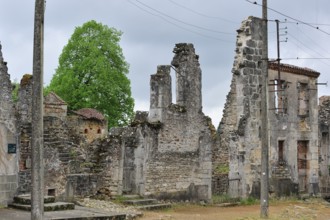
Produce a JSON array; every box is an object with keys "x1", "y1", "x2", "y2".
[
  {"x1": 46, "y1": 20, "x2": 134, "y2": 127},
  {"x1": 11, "y1": 82, "x2": 19, "y2": 102}
]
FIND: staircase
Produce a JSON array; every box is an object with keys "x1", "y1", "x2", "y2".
[
  {"x1": 121, "y1": 195, "x2": 172, "y2": 210},
  {"x1": 9, "y1": 194, "x2": 75, "y2": 211}
]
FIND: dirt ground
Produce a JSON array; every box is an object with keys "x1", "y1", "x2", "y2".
[{"x1": 139, "y1": 198, "x2": 330, "y2": 220}]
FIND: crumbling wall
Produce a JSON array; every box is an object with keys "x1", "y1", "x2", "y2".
[
  {"x1": 219, "y1": 17, "x2": 264, "y2": 198},
  {"x1": 16, "y1": 77, "x2": 76, "y2": 197},
  {"x1": 16, "y1": 74, "x2": 33, "y2": 194},
  {"x1": 66, "y1": 133, "x2": 123, "y2": 200},
  {"x1": 143, "y1": 44, "x2": 213, "y2": 201},
  {"x1": 219, "y1": 16, "x2": 320, "y2": 198},
  {"x1": 0, "y1": 43, "x2": 18, "y2": 206},
  {"x1": 319, "y1": 96, "x2": 330, "y2": 193},
  {"x1": 268, "y1": 64, "x2": 319, "y2": 196},
  {"x1": 80, "y1": 44, "x2": 213, "y2": 201}
]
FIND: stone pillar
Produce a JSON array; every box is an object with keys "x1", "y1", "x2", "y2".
[
  {"x1": 148, "y1": 65, "x2": 172, "y2": 123},
  {"x1": 171, "y1": 43, "x2": 202, "y2": 113}
]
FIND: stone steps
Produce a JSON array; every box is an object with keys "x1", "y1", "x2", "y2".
[
  {"x1": 120, "y1": 195, "x2": 171, "y2": 211},
  {"x1": 137, "y1": 203, "x2": 172, "y2": 210},
  {"x1": 124, "y1": 199, "x2": 157, "y2": 206},
  {"x1": 9, "y1": 194, "x2": 75, "y2": 212},
  {"x1": 13, "y1": 194, "x2": 55, "y2": 204},
  {"x1": 9, "y1": 201, "x2": 75, "y2": 212}
]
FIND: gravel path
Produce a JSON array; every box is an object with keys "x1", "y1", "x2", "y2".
[{"x1": 76, "y1": 198, "x2": 143, "y2": 219}]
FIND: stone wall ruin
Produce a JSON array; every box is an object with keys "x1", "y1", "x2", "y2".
[
  {"x1": 1, "y1": 42, "x2": 214, "y2": 203},
  {"x1": 218, "y1": 16, "x2": 320, "y2": 198},
  {"x1": 0, "y1": 44, "x2": 18, "y2": 206}
]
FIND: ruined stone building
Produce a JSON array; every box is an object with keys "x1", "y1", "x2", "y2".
[
  {"x1": 0, "y1": 44, "x2": 18, "y2": 206},
  {"x1": 0, "y1": 17, "x2": 328, "y2": 206},
  {"x1": 16, "y1": 78, "x2": 108, "y2": 197},
  {"x1": 218, "y1": 17, "x2": 320, "y2": 198},
  {"x1": 319, "y1": 96, "x2": 330, "y2": 194},
  {"x1": 0, "y1": 42, "x2": 214, "y2": 205},
  {"x1": 72, "y1": 43, "x2": 214, "y2": 201}
]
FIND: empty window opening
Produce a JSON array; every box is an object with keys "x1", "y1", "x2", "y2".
[
  {"x1": 84, "y1": 128, "x2": 88, "y2": 134},
  {"x1": 274, "y1": 79, "x2": 287, "y2": 114},
  {"x1": 298, "y1": 141, "x2": 308, "y2": 169},
  {"x1": 297, "y1": 140, "x2": 309, "y2": 192},
  {"x1": 48, "y1": 188, "x2": 56, "y2": 196},
  {"x1": 298, "y1": 83, "x2": 309, "y2": 117},
  {"x1": 278, "y1": 140, "x2": 284, "y2": 164},
  {"x1": 170, "y1": 68, "x2": 177, "y2": 104},
  {"x1": 97, "y1": 128, "x2": 101, "y2": 134}
]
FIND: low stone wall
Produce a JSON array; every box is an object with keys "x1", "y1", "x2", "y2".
[
  {"x1": 66, "y1": 174, "x2": 101, "y2": 201},
  {"x1": 0, "y1": 174, "x2": 17, "y2": 206}
]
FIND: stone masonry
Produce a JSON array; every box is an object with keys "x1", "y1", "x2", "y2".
[
  {"x1": 219, "y1": 17, "x2": 320, "y2": 198},
  {"x1": 319, "y1": 96, "x2": 330, "y2": 193},
  {"x1": 218, "y1": 17, "x2": 265, "y2": 198},
  {"x1": 7, "y1": 43, "x2": 213, "y2": 202},
  {"x1": 0, "y1": 43, "x2": 18, "y2": 206},
  {"x1": 70, "y1": 44, "x2": 215, "y2": 201}
]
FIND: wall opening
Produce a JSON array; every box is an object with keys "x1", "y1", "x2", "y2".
[
  {"x1": 170, "y1": 68, "x2": 176, "y2": 104},
  {"x1": 297, "y1": 140, "x2": 309, "y2": 193},
  {"x1": 273, "y1": 79, "x2": 287, "y2": 114},
  {"x1": 298, "y1": 82, "x2": 309, "y2": 117},
  {"x1": 48, "y1": 188, "x2": 56, "y2": 196},
  {"x1": 278, "y1": 140, "x2": 284, "y2": 164}
]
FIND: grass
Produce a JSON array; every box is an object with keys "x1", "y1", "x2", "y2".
[
  {"x1": 214, "y1": 164, "x2": 230, "y2": 174},
  {"x1": 212, "y1": 194, "x2": 259, "y2": 205},
  {"x1": 239, "y1": 197, "x2": 259, "y2": 206}
]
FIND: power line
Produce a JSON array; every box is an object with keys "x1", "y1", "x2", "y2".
[
  {"x1": 245, "y1": 0, "x2": 330, "y2": 36},
  {"x1": 282, "y1": 20, "x2": 330, "y2": 27},
  {"x1": 294, "y1": 24, "x2": 330, "y2": 57},
  {"x1": 166, "y1": 0, "x2": 239, "y2": 24},
  {"x1": 282, "y1": 57, "x2": 330, "y2": 60},
  {"x1": 126, "y1": 0, "x2": 235, "y2": 43},
  {"x1": 285, "y1": 33, "x2": 330, "y2": 67},
  {"x1": 287, "y1": 33, "x2": 329, "y2": 60},
  {"x1": 134, "y1": 0, "x2": 235, "y2": 35}
]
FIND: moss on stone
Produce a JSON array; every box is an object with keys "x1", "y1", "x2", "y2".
[{"x1": 20, "y1": 74, "x2": 32, "y2": 87}]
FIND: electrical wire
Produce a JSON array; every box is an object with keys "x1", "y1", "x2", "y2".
[
  {"x1": 294, "y1": 24, "x2": 330, "y2": 57},
  {"x1": 134, "y1": 0, "x2": 235, "y2": 35},
  {"x1": 283, "y1": 20, "x2": 330, "y2": 27},
  {"x1": 287, "y1": 33, "x2": 330, "y2": 61},
  {"x1": 126, "y1": 0, "x2": 235, "y2": 43},
  {"x1": 166, "y1": 0, "x2": 239, "y2": 24},
  {"x1": 245, "y1": 0, "x2": 330, "y2": 36},
  {"x1": 282, "y1": 33, "x2": 330, "y2": 67},
  {"x1": 282, "y1": 58, "x2": 330, "y2": 60}
]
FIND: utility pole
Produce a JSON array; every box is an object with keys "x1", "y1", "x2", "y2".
[
  {"x1": 276, "y1": 19, "x2": 281, "y2": 84},
  {"x1": 260, "y1": 0, "x2": 269, "y2": 218},
  {"x1": 31, "y1": 0, "x2": 45, "y2": 219}
]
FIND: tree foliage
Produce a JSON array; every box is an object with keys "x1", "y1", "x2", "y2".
[
  {"x1": 46, "y1": 20, "x2": 134, "y2": 127},
  {"x1": 11, "y1": 81, "x2": 19, "y2": 103}
]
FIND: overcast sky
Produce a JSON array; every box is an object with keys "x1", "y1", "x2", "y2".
[{"x1": 1, "y1": 0, "x2": 330, "y2": 127}]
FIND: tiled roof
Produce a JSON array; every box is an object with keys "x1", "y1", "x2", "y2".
[
  {"x1": 74, "y1": 108, "x2": 105, "y2": 121},
  {"x1": 269, "y1": 62, "x2": 320, "y2": 78}
]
